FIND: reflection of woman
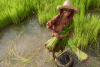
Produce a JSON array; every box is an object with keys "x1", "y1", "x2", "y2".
[{"x1": 46, "y1": 0, "x2": 79, "y2": 59}]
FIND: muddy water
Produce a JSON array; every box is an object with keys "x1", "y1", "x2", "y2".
[{"x1": 0, "y1": 11, "x2": 100, "y2": 67}]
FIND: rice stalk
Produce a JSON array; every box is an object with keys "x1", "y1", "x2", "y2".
[
  {"x1": 0, "y1": 0, "x2": 100, "y2": 28},
  {"x1": 17, "y1": 30, "x2": 24, "y2": 39}
]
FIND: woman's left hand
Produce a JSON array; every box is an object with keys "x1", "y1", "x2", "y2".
[
  {"x1": 53, "y1": 33, "x2": 67, "y2": 39},
  {"x1": 67, "y1": 29, "x2": 74, "y2": 38}
]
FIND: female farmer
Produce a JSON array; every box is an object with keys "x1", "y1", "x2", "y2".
[{"x1": 46, "y1": 0, "x2": 79, "y2": 59}]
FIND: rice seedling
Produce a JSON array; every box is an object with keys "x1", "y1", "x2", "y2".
[
  {"x1": 10, "y1": 25, "x2": 23, "y2": 32},
  {"x1": 74, "y1": 15, "x2": 100, "y2": 50},
  {"x1": 0, "y1": 0, "x2": 35, "y2": 28},
  {"x1": 16, "y1": 30, "x2": 24, "y2": 39},
  {"x1": 24, "y1": 47, "x2": 36, "y2": 58},
  {"x1": 0, "y1": 39, "x2": 37, "y2": 67},
  {"x1": 0, "y1": 40, "x2": 15, "y2": 62},
  {"x1": 31, "y1": 62, "x2": 35, "y2": 67},
  {"x1": 10, "y1": 50, "x2": 35, "y2": 67},
  {"x1": 0, "y1": 0, "x2": 100, "y2": 27}
]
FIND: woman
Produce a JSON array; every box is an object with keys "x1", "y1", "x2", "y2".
[{"x1": 46, "y1": 0, "x2": 79, "y2": 59}]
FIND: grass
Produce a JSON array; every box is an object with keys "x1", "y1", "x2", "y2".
[
  {"x1": 0, "y1": 0, "x2": 35, "y2": 29},
  {"x1": 0, "y1": 0, "x2": 100, "y2": 26},
  {"x1": 73, "y1": 14, "x2": 100, "y2": 50}
]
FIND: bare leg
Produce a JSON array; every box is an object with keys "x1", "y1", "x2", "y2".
[
  {"x1": 52, "y1": 52, "x2": 55, "y2": 57},
  {"x1": 52, "y1": 51, "x2": 56, "y2": 60}
]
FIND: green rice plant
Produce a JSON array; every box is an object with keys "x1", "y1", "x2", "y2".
[
  {"x1": 89, "y1": 0, "x2": 100, "y2": 9},
  {"x1": 16, "y1": 5, "x2": 25, "y2": 21},
  {"x1": 73, "y1": 13, "x2": 100, "y2": 50},
  {"x1": 0, "y1": 0, "x2": 100, "y2": 28},
  {"x1": 8, "y1": 8, "x2": 20, "y2": 24},
  {"x1": 0, "y1": 13, "x2": 12, "y2": 28},
  {"x1": 97, "y1": 0, "x2": 100, "y2": 8},
  {"x1": 86, "y1": 0, "x2": 91, "y2": 10},
  {"x1": 0, "y1": 0, "x2": 36, "y2": 29},
  {"x1": 37, "y1": 0, "x2": 64, "y2": 26}
]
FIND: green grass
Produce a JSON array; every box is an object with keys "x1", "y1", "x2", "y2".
[
  {"x1": 0, "y1": 0, "x2": 100, "y2": 27},
  {"x1": 73, "y1": 13, "x2": 100, "y2": 50},
  {"x1": 0, "y1": 0, "x2": 35, "y2": 29}
]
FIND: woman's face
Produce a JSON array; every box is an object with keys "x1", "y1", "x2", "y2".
[{"x1": 62, "y1": 8, "x2": 72, "y2": 17}]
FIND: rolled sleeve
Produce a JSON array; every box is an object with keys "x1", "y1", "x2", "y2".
[{"x1": 46, "y1": 14, "x2": 59, "y2": 31}]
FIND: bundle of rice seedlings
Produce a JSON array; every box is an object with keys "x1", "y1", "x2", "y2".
[
  {"x1": 68, "y1": 37, "x2": 88, "y2": 62},
  {"x1": 45, "y1": 36, "x2": 88, "y2": 62},
  {"x1": 58, "y1": 21, "x2": 74, "y2": 35},
  {"x1": 45, "y1": 37, "x2": 59, "y2": 52}
]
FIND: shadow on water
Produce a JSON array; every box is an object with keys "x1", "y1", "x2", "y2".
[
  {"x1": 85, "y1": 9, "x2": 100, "y2": 19},
  {"x1": 0, "y1": 10, "x2": 100, "y2": 67}
]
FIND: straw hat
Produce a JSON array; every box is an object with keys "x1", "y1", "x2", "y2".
[{"x1": 57, "y1": 0, "x2": 79, "y2": 14}]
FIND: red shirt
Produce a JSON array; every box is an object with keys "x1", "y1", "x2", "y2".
[{"x1": 46, "y1": 14, "x2": 74, "y2": 39}]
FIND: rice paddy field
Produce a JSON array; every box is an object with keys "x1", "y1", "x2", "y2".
[
  {"x1": 0, "y1": 0, "x2": 100, "y2": 67},
  {"x1": 0, "y1": 13, "x2": 100, "y2": 67}
]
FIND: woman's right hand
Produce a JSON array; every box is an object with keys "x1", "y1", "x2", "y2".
[
  {"x1": 53, "y1": 33, "x2": 60, "y2": 38},
  {"x1": 60, "y1": 34, "x2": 67, "y2": 39},
  {"x1": 53, "y1": 33, "x2": 66, "y2": 39}
]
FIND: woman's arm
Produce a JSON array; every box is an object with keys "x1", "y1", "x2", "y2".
[
  {"x1": 59, "y1": 34, "x2": 67, "y2": 39},
  {"x1": 60, "y1": 29, "x2": 74, "y2": 39},
  {"x1": 46, "y1": 14, "x2": 59, "y2": 31},
  {"x1": 53, "y1": 33, "x2": 67, "y2": 39},
  {"x1": 67, "y1": 29, "x2": 74, "y2": 38},
  {"x1": 53, "y1": 29, "x2": 74, "y2": 39}
]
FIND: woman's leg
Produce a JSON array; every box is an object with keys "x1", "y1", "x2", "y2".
[
  {"x1": 52, "y1": 51, "x2": 55, "y2": 59},
  {"x1": 52, "y1": 51, "x2": 55, "y2": 57}
]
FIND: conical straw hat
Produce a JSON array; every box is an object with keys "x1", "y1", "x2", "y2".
[{"x1": 57, "y1": 0, "x2": 79, "y2": 14}]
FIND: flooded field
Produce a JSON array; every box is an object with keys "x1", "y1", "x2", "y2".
[{"x1": 0, "y1": 11, "x2": 100, "y2": 67}]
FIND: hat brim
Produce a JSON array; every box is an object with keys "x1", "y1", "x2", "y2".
[{"x1": 57, "y1": 5, "x2": 79, "y2": 14}]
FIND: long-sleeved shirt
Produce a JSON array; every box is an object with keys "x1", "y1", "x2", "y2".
[{"x1": 46, "y1": 14, "x2": 74, "y2": 39}]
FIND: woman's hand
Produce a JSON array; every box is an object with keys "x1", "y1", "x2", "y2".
[
  {"x1": 67, "y1": 29, "x2": 74, "y2": 38},
  {"x1": 59, "y1": 34, "x2": 67, "y2": 39},
  {"x1": 53, "y1": 29, "x2": 74, "y2": 39},
  {"x1": 53, "y1": 33, "x2": 67, "y2": 39},
  {"x1": 49, "y1": 27, "x2": 54, "y2": 31}
]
